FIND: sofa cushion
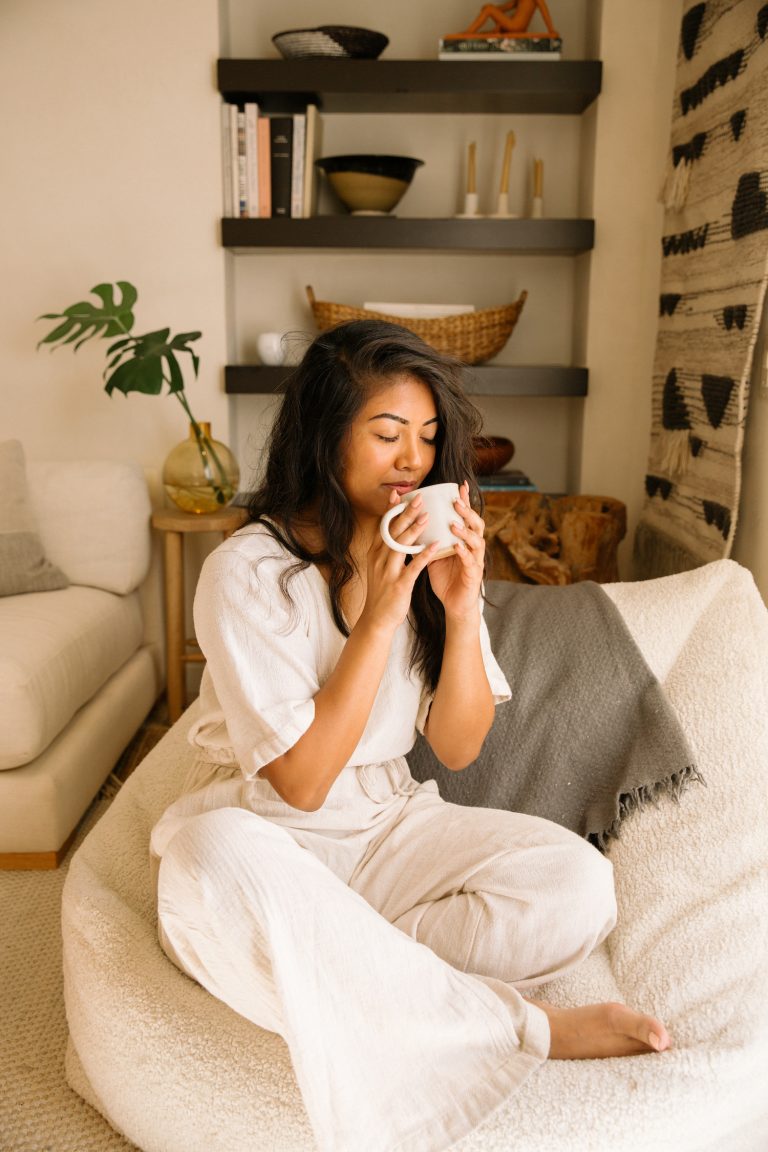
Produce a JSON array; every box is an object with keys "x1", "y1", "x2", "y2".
[
  {"x1": 26, "y1": 459, "x2": 151, "y2": 595},
  {"x1": 0, "y1": 440, "x2": 69, "y2": 597},
  {"x1": 0, "y1": 586, "x2": 144, "y2": 769}
]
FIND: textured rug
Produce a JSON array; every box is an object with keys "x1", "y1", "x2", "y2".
[
  {"x1": 634, "y1": 0, "x2": 768, "y2": 578},
  {"x1": 0, "y1": 709, "x2": 169, "y2": 1152}
]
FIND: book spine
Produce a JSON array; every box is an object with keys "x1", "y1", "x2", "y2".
[
  {"x1": 439, "y1": 35, "x2": 562, "y2": 53},
  {"x1": 257, "y1": 116, "x2": 271, "y2": 217},
  {"x1": 236, "y1": 110, "x2": 247, "y2": 218},
  {"x1": 220, "y1": 103, "x2": 233, "y2": 218},
  {"x1": 302, "y1": 104, "x2": 322, "y2": 219},
  {"x1": 228, "y1": 104, "x2": 240, "y2": 217},
  {"x1": 244, "y1": 102, "x2": 260, "y2": 218},
  {"x1": 269, "y1": 116, "x2": 294, "y2": 218},
  {"x1": 290, "y1": 112, "x2": 306, "y2": 218}
]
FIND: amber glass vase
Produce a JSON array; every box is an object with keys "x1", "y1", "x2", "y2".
[{"x1": 162, "y1": 422, "x2": 239, "y2": 514}]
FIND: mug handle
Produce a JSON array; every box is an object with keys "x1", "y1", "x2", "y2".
[{"x1": 379, "y1": 503, "x2": 425, "y2": 554}]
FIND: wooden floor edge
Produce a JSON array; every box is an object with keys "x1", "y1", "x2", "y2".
[{"x1": 0, "y1": 826, "x2": 78, "y2": 871}]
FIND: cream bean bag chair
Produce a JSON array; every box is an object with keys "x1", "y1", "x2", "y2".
[{"x1": 62, "y1": 560, "x2": 768, "y2": 1151}]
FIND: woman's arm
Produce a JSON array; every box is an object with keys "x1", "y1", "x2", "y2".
[
  {"x1": 259, "y1": 613, "x2": 395, "y2": 810},
  {"x1": 423, "y1": 609, "x2": 496, "y2": 769},
  {"x1": 261, "y1": 517, "x2": 441, "y2": 812}
]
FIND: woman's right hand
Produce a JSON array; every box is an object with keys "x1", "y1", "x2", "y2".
[{"x1": 359, "y1": 493, "x2": 438, "y2": 633}]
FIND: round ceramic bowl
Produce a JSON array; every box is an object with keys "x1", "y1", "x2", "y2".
[
  {"x1": 472, "y1": 435, "x2": 515, "y2": 475},
  {"x1": 272, "y1": 26, "x2": 389, "y2": 60},
  {"x1": 315, "y1": 155, "x2": 424, "y2": 215}
]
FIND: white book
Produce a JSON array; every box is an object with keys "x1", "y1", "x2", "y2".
[
  {"x1": 290, "y1": 112, "x2": 306, "y2": 218},
  {"x1": 302, "y1": 104, "x2": 323, "y2": 219},
  {"x1": 244, "y1": 102, "x2": 260, "y2": 218},
  {"x1": 220, "y1": 103, "x2": 233, "y2": 217},
  {"x1": 228, "y1": 104, "x2": 240, "y2": 217}
]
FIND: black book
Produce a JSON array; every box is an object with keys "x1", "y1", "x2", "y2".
[{"x1": 269, "y1": 116, "x2": 294, "y2": 218}]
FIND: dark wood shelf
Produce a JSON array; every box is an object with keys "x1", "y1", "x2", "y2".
[
  {"x1": 226, "y1": 364, "x2": 588, "y2": 398},
  {"x1": 222, "y1": 217, "x2": 594, "y2": 254},
  {"x1": 217, "y1": 59, "x2": 602, "y2": 115}
]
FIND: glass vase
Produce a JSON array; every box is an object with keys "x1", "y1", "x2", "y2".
[{"x1": 162, "y1": 422, "x2": 239, "y2": 514}]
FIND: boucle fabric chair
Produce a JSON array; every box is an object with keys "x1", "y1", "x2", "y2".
[{"x1": 62, "y1": 560, "x2": 768, "y2": 1151}]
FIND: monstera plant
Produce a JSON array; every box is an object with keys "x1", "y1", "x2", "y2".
[{"x1": 37, "y1": 281, "x2": 238, "y2": 511}]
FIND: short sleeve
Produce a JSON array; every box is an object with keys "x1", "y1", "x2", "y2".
[
  {"x1": 414, "y1": 595, "x2": 511, "y2": 734},
  {"x1": 190, "y1": 539, "x2": 320, "y2": 779}
]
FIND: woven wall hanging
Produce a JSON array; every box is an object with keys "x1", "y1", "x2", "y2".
[{"x1": 634, "y1": 0, "x2": 768, "y2": 578}]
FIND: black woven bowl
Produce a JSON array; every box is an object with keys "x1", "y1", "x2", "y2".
[{"x1": 272, "y1": 26, "x2": 389, "y2": 60}]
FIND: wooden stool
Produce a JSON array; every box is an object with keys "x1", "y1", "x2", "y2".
[{"x1": 151, "y1": 506, "x2": 248, "y2": 723}]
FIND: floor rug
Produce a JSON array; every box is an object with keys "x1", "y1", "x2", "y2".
[
  {"x1": 634, "y1": 0, "x2": 768, "y2": 578},
  {"x1": 0, "y1": 708, "x2": 169, "y2": 1152}
]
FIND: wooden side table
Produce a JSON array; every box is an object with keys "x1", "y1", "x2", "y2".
[{"x1": 151, "y1": 506, "x2": 248, "y2": 723}]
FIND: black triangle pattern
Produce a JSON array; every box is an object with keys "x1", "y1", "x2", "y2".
[
  {"x1": 701, "y1": 375, "x2": 735, "y2": 428},
  {"x1": 662, "y1": 369, "x2": 692, "y2": 430}
]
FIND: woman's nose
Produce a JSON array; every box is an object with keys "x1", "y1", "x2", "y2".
[{"x1": 395, "y1": 436, "x2": 424, "y2": 471}]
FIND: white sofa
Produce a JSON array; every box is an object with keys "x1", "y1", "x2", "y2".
[
  {"x1": 0, "y1": 451, "x2": 160, "y2": 867},
  {"x1": 62, "y1": 560, "x2": 768, "y2": 1151}
]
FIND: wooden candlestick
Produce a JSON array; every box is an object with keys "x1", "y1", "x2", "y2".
[
  {"x1": 467, "y1": 141, "x2": 477, "y2": 195},
  {"x1": 457, "y1": 141, "x2": 481, "y2": 217},
  {"x1": 531, "y1": 157, "x2": 544, "y2": 217},
  {"x1": 499, "y1": 130, "x2": 515, "y2": 195},
  {"x1": 492, "y1": 129, "x2": 518, "y2": 218}
]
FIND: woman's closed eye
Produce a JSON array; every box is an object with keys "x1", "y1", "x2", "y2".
[{"x1": 376, "y1": 434, "x2": 437, "y2": 445}]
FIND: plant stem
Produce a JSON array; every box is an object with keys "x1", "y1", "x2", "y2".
[{"x1": 172, "y1": 389, "x2": 233, "y2": 505}]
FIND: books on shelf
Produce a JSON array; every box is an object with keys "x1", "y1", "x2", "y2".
[
  {"x1": 438, "y1": 36, "x2": 562, "y2": 60},
  {"x1": 221, "y1": 102, "x2": 322, "y2": 219},
  {"x1": 478, "y1": 469, "x2": 537, "y2": 491}
]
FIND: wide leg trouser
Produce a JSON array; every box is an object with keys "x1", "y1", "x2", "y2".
[{"x1": 156, "y1": 789, "x2": 615, "y2": 1152}]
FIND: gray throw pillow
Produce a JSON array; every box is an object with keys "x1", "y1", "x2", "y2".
[{"x1": 0, "y1": 439, "x2": 69, "y2": 596}]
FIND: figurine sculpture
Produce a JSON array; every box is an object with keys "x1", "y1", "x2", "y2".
[{"x1": 452, "y1": 0, "x2": 559, "y2": 40}]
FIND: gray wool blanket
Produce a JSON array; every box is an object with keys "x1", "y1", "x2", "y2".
[{"x1": 406, "y1": 580, "x2": 702, "y2": 848}]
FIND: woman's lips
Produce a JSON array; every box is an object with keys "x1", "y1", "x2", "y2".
[{"x1": 385, "y1": 483, "x2": 417, "y2": 495}]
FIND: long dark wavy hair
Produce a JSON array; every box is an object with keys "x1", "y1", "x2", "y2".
[{"x1": 247, "y1": 319, "x2": 484, "y2": 691}]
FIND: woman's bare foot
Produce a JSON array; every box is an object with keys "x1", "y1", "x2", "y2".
[{"x1": 536, "y1": 1001, "x2": 671, "y2": 1060}]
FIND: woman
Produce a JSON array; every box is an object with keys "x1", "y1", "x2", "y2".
[{"x1": 151, "y1": 321, "x2": 669, "y2": 1152}]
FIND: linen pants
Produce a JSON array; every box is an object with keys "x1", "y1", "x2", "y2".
[{"x1": 155, "y1": 766, "x2": 616, "y2": 1152}]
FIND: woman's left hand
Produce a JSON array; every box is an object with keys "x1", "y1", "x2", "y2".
[{"x1": 426, "y1": 481, "x2": 486, "y2": 620}]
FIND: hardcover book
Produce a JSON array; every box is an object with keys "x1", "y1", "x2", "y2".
[
  {"x1": 439, "y1": 35, "x2": 562, "y2": 60},
  {"x1": 269, "y1": 116, "x2": 294, "y2": 218}
]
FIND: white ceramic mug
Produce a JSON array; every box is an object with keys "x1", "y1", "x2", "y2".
[
  {"x1": 257, "y1": 332, "x2": 285, "y2": 366},
  {"x1": 379, "y1": 482, "x2": 460, "y2": 560}
]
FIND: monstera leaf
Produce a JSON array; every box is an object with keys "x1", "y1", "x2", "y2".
[
  {"x1": 37, "y1": 281, "x2": 202, "y2": 399},
  {"x1": 37, "y1": 281, "x2": 137, "y2": 352},
  {"x1": 105, "y1": 329, "x2": 201, "y2": 396}
]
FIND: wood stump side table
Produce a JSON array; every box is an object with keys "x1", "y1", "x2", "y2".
[{"x1": 151, "y1": 506, "x2": 248, "y2": 723}]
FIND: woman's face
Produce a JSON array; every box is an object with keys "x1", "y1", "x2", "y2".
[{"x1": 340, "y1": 373, "x2": 439, "y2": 526}]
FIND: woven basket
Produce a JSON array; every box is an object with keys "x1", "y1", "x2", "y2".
[{"x1": 305, "y1": 286, "x2": 527, "y2": 365}]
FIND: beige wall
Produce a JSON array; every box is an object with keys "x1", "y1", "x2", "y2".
[{"x1": 1, "y1": 0, "x2": 229, "y2": 483}]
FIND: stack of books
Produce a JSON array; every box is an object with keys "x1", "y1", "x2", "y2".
[
  {"x1": 221, "y1": 102, "x2": 323, "y2": 219},
  {"x1": 438, "y1": 35, "x2": 562, "y2": 60},
  {"x1": 479, "y1": 470, "x2": 537, "y2": 491}
]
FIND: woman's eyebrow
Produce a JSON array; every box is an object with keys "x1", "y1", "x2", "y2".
[{"x1": 368, "y1": 413, "x2": 439, "y2": 427}]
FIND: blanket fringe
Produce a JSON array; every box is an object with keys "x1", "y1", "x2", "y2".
[
  {"x1": 653, "y1": 429, "x2": 690, "y2": 477},
  {"x1": 591, "y1": 764, "x2": 706, "y2": 851},
  {"x1": 660, "y1": 156, "x2": 692, "y2": 212}
]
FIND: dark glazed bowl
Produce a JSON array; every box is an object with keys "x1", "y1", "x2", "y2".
[{"x1": 472, "y1": 436, "x2": 515, "y2": 475}]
